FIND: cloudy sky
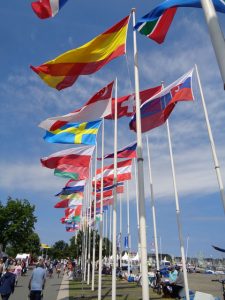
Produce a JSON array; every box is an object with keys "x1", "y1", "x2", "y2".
[{"x1": 1, "y1": 0, "x2": 225, "y2": 258}]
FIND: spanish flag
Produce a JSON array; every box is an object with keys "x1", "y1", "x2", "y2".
[{"x1": 31, "y1": 15, "x2": 130, "y2": 90}]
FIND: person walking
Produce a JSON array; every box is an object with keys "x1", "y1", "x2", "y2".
[
  {"x1": 28, "y1": 259, "x2": 46, "y2": 300},
  {"x1": 0, "y1": 265, "x2": 16, "y2": 300}
]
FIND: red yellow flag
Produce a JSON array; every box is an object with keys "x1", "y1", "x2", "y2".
[{"x1": 31, "y1": 16, "x2": 130, "y2": 90}]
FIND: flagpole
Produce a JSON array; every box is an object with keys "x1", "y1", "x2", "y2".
[
  {"x1": 98, "y1": 118, "x2": 105, "y2": 300},
  {"x1": 134, "y1": 160, "x2": 141, "y2": 265},
  {"x1": 119, "y1": 193, "x2": 122, "y2": 268},
  {"x1": 132, "y1": 9, "x2": 150, "y2": 300},
  {"x1": 109, "y1": 204, "x2": 112, "y2": 256},
  {"x1": 165, "y1": 117, "x2": 190, "y2": 300},
  {"x1": 103, "y1": 210, "x2": 105, "y2": 239},
  {"x1": 106, "y1": 206, "x2": 108, "y2": 256},
  {"x1": 200, "y1": 0, "x2": 225, "y2": 89},
  {"x1": 126, "y1": 181, "x2": 131, "y2": 276},
  {"x1": 87, "y1": 160, "x2": 93, "y2": 285},
  {"x1": 91, "y1": 144, "x2": 98, "y2": 291},
  {"x1": 146, "y1": 135, "x2": 160, "y2": 271},
  {"x1": 195, "y1": 64, "x2": 225, "y2": 213},
  {"x1": 84, "y1": 197, "x2": 88, "y2": 282},
  {"x1": 112, "y1": 77, "x2": 118, "y2": 300}
]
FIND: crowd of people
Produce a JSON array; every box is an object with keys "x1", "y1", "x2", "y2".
[{"x1": 0, "y1": 256, "x2": 78, "y2": 300}]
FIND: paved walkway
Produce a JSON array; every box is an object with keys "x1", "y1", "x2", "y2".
[{"x1": 10, "y1": 268, "x2": 69, "y2": 300}]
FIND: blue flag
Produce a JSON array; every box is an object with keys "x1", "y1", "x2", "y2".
[{"x1": 43, "y1": 120, "x2": 102, "y2": 145}]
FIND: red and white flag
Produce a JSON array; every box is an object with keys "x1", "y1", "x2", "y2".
[
  {"x1": 105, "y1": 85, "x2": 161, "y2": 119},
  {"x1": 41, "y1": 146, "x2": 95, "y2": 169},
  {"x1": 39, "y1": 81, "x2": 114, "y2": 131},
  {"x1": 96, "y1": 197, "x2": 114, "y2": 208},
  {"x1": 94, "y1": 159, "x2": 133, "y2": 187}
]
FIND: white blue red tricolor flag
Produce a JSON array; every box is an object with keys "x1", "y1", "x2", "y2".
[
  {"x1": 129, "y1": 69, "x2": 194, "y2": 133},
  {"x1": 98, "y1": 141, "x2": 137, "y2": 160},
  {"x1": 31, "y1": 0, "x2": 69, "y2": 19}
]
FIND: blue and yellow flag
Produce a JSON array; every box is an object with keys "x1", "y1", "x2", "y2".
[{"x1": 43, "y1": 120, "x2": 102, "y2": 145}]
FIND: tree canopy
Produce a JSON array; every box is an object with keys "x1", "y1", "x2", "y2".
[{"x1": 0, "y1": 197, "x2": 40, "y2": 257}]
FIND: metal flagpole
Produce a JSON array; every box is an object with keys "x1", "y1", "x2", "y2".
[
  {"x1": 119, "y1": 193, "x2": 122, "y2": 268},
  {"x1": 106, "y1": 206, "x2": 108, "y2": 255},
  {"x1": 200, "y1": 0, "x2": 225, "y2": 89},
  {"x1": 84, "y1": 194, "x2": 88, "y2": 282},
  {"x1": 91, "y1": 144, "x2": 98, "y2": 291},
  {"x1": 165, "y1": 117, "x2": 190, "y2": 300},
  {"x1": 126, "y1": 181, "x2": 131, "y2": 276},
  {"x1": 159, "y1": 237, "x2": 162, "y2": 263},
  {"x1": 112, "y1": 77, "x2": 118, "y2": 300},
  {"x1": 186, "y1": 236, "x2": 189, "y2": 263},
  {"x1": 103, "y1": 211, "x2": 105, "y2": 239},
  {"x1": 195, "y1": 64, "x2": 225, "y2": 213},
  {"x1": 146, "y1": 135, "x2": 160, "y2": 271},
  {"x1": 98, "y1": 118, "x2": 105, "y2": 300},
  {"x1": 134, "y1": 160, "x2": 141, "y2": 263},
  {"x1": 109, "y1": 204, "x2": 112, "y2": 256},
  {"x1": 132, "y1": 9, "x2": 150, "y2": 300},
  {"x1": 87, "y1": 160, "x2": 93, "y2": 285}
]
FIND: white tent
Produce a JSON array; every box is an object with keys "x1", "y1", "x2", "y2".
[
  {"x1": 16, "y1": 253, "x2": 30, "y2": 260},
  {"x1": 132, "y1": 252, "x2": 139, "y2": 261},
  {"x1": 122, "y1": 252, "x2": 129, "y2": 261}
]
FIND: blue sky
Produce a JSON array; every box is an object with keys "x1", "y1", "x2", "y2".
[{"x1": 1, "y1": 0, "x2": 225, "y2": 259}]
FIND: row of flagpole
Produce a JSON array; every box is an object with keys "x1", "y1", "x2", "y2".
[
  {"x1": 76, "y1": 62, "x2": 225, "y2": 299},
  {"x1": 36, "y1": 2, "x2": 225, "y2": 299}
]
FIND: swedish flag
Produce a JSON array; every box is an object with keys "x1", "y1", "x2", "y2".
[{"x1": 43, "y1": 120, "x2": 102, "y2": 145}]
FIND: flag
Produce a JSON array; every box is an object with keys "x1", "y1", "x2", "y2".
[
  {"x1": 59, "y1": 192, "x2": 83, "y2": 201},
  {"x1": 212, "y1": 245, "x2": 225, "y2": 253},
  {"x1": 65, "y1": 205, "x2": 82, "y2": 221},
  {"x1": 41, "y1": 243, "x2": 51, "y2": 249},
  {"x1": 55, "y1": 179, "x2": 86, "y2": 196},
  {"x1": 129, "y1": 69, "x2": 194, "y2": 133},
  {"x1": 31, "y1": 0, "x2": 68, "y2": 19},
  {"x1": 124, "y1": 236, "x2": 129, "y2": 249},
  {"x1": 105, "y1": 85, "x2": 162, "y2": 119},
  {"x1": 95, "y1": 183, "x2": 124, "y2": 200},
  {"x1": 98, "y1": 141, "x2": 137, "y2": 160},
  {"x1": 95, "y1": 182, "x2": 124, "y2": 193},
  {"x1": 41, "y1": 146, "x2": 95, "y2": 180},
  {"x1": 94, "y1": 159, "x2": 133, "y2": 187},
  {"x1": 54, "y1": 165, "x2": 90, "y2": 180},
  {"x1": 66, "y1": 222, "x2": 80, "y2": 232},
  {"x1": 60, "y1": 217, "x2": 66, "y2": 224},
  {"x1": 96, "y1": 197, "x2": 114, "y2": 209},
  {"x1": 116, "y1": 233, "x2": 121, "y2": 248},
  {"x1": 30, "y1": 16, "x2": 130, "y2": 90},
  {"x1": 39, "y1": 82, "x2": 114, "y2": 131},
  {"x1": 134, "y1": 0, "x2": 225, "y2": 44},
  {"x1": 54, "y1": 193, "x2": 83, "y2": 208},
  {"x1": 43, "y1": 120, "x2": 102, "y2": 145}
]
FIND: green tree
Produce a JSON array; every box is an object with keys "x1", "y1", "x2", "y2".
[
  {"x1": 68, "y1": 229, "x2": 111, "y2": 261},
  {"x1": 0, "y1": 197, "x2": 39, "y2": 256},
  {"x1": 49, "y1": 240, "x2": 70, "y2": 259}
]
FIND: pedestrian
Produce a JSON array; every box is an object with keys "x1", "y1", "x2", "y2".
[
  {"x1": 56, "y1": 263, "x2": 61, "y2": 278},
  {"x1": 0, "y1": 265, "x2": 16, "y2": 300},
  {"x1": 13, "y1": 262, "x2": 22, "y2": 286},
  {"x1": 28, "y1": 259, "x2": 46, "y2": 300}
]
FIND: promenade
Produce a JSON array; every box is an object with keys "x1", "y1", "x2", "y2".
[
  {"x1": 7, "y1": 268, "x2": 224, "y2": 299},
  {"x1": 10, "y1": 268, "x2": 69, "y2": 300}
]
